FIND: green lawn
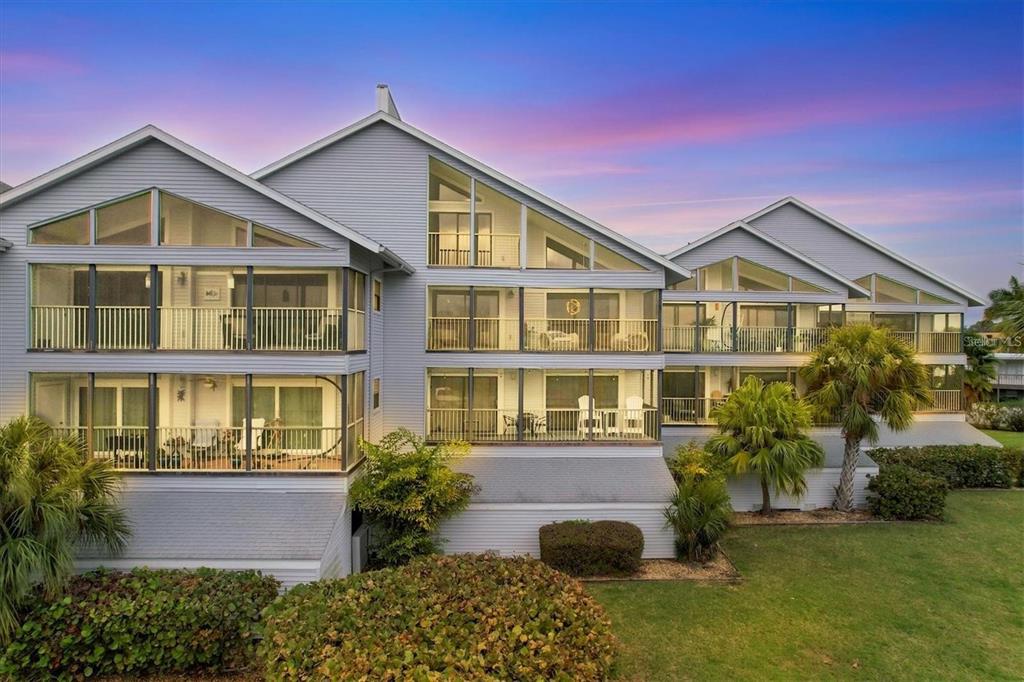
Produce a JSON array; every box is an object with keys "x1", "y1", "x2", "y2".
[
  {"x1": 590, "y1": 492, "x2": 1024, "y2": 681},
  {"x1": 982, "y1": 429, "x2": 1024, "y2": 449}
]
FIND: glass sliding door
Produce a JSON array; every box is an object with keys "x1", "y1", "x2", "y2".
[
  {"x1": 249, "y1": 268, "x2": 341, "y2": 351},
  {"x1": 428, "y1": 287, "x2": 470, "y2": 350}
]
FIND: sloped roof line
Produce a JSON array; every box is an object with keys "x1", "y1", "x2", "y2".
[
  {"x1": 0, "y1": 124, "x2": 414, "y2": 274},
  {"x1": 664, "y1": 219, "x2": 871, "y2": 297},
  {"x1": 252, "y1": 111, "x2": 691, "y2": 279},
  {"x1": 745, "y1": 196, "x2": 985, "y2": 305}
]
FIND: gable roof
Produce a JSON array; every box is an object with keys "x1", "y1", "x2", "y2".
[
  {"x1": 0, "y1": 125, "x2": 414, "y2": 273},
  {"x1": 252, "y1": 111, "x2": 691, "y2": 279},
  {"x1": 665, "y1": 219, "x2": 871, "y2": 297},
  {"x1": 745, "y1": 197, "x2": 985, "y2": 305}
]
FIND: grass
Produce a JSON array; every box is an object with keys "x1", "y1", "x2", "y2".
[
  {"x1": 590, "y1": 492, "x2": 1024, "y2": 681},
  {"x1": 982, "y1": 429, "x2": 1024, "y2": 449}
]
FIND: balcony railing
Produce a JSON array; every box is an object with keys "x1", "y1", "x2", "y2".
[
  {"x1": 475, "y1": 233, "x2": 521, "y2": 268},
  {"x1": 524, "y1": 318, "x2": 590, "y2": 351},
  {"x1": 593, "y1": 319, "x2": 657, "y2": 352},
  {"x1": 474, "y1": 318, "x2": 519, "y2": 350},
  {"x1": 996, "y1": 372, "x2": 1024, "y2": 387},
  {"x1": 159, "y1": 307, "x2": 247, "y2": 351},
  {"x1": 660, "y1": 397, "x2": 727, "y2": 425},
  {"x1": 253, "y1": 307, "x2": 344, "y2": 351},
  {"x1": 428, "y1": 232, "x2": 470, "y2": 266},
  {"x1": 63, "y1": 425, "x2": 347, "y2": 471},
  {"x1": 30, "y1": 305, "x2": 88, "y2": 350},
  {"x1": 428, "y1": 317, "x2": 470, "y2": 350},
  {"x1": 97, "y1": 306, "x2": 150, "y2": 350},
  {"x1": 663, "y1": 325, "x2": 961, "y2": 354},
  {"x1": 917, "y1": 331, "x2": 962, "y2": 354},
  {"x1": 29, "y1": 305, "x2": 357, "y2": 352},
  {"x1": 426, "y1": 406, "x2": 658, "y2": 442},
  {"x1": 922, "y1": 389, "x2": 962, "y2": 413}
]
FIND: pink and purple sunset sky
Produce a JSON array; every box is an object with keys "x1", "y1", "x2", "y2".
[{"x1": 1, "y1": 1, "x2": 1021, "y2": 307}]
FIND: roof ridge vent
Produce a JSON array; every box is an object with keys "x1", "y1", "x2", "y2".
[{"x1": 376, "y1": 84, "x2": 401, "y2": 120}]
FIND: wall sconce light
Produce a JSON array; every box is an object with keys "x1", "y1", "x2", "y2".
[
  {"x1": 144, "y1": 273, "x2": 151, "y2": 289},
  {"x1": 228, "y1": 275, "x2": 236, "y2": 290}
]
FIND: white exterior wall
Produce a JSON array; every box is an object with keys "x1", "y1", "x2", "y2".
[{"x1": 726, "y1": 469, "x2": 875, "y2": 511}]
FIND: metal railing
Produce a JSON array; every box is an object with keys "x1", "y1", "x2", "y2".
[
  {"x1": 427, "y1": 317, "x2": 470, "y2": 350},
  {"x1": 30, "y1": 305, "x2": 88, "y2": 350},
  {"x1": 253, "y1": 308, "x2": 344, "y2": 351},
  {"x1": 660, "y1": 397, "x2": 727, "y2": 425},
  {"x1": 159, "y1": 307, "x2": 247, "y2": 351},
  {"x1": 593, "y1": 319, "x2": 657, "y2": 352},
  {"x1": 663, "y1": 325, "x2": 697, "y2": 352},
  {"x1": 922, "y1": 389, "x2": 962, "y2": 413},
  {"x1": 474, "y1": 318, "x2": 520, "y2": 351},
  {"x1": 699, "y1": 326, "x2": 734, "y2": 353},
  {"x1": 996, "y1": 372, "x2": 1024, "y2": 387},
  {"x1": 734, "y1": 326, "x2": 789, "y2": 353},
  {"x1": 96, "y1": 306, "x2": 150, "y2": 350},
  {"x1": 425, "y1": 406, "x2": 658, "y2": 442},
  {"x1": 524, "y1": 318, "x2": 590, "y2": 351},
  {"x1": 885, "y1": 330, "x2": 917, "y2": 348},
  {"x1": 917, "y1": 331, "x2": 962, "y2": 354},
  {"x1": 792, "y1": 327, "x2": 832, "y2": 353},
  {"x1": 82, "y1": 425, "x2": 345, "y2": 471},
  {"x1": 428, "y1": 233, "x2": 471, "y2": 266},
  {"x1": 475, "y1": 233, "x2": 521, "y2": 268}
]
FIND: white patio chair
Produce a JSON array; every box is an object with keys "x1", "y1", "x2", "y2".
[
  {"x1": 620, "y1": 395, "x2": 645, "y2": 438},
  {"x1": 191, "y1": 419, "x2": 220, "y2": 467},
  {"x1": 236, "y1": 418, "x2": 266, "y2": 456},
  {"x1": 577, "y1": 396, "x2": 601, "y2": 438}
]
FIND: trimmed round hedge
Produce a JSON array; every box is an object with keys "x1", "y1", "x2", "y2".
[
  {"x1": 539, "y1": 520, "x2": 644, "y2": 577},
  {"x1": 259, "y1": 553, "x2": 617, "y2": 681},
  {"x1": 867, "y1": 464, "x2": 948, "y2": 520},
  {"x1": 0, "y1": 568, "x2": 279, "y2": 681}
]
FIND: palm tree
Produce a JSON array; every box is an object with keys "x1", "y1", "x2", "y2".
[
  {"x1": 985, "y1": 275, "x2": 1024, "y2": 341},
  {"x1": 0, "y1": 417, "x2": 130, "y2": 642},
  {"x1": 800, "y1": 325, "x2": 931, "y2": 512},
  {"x1": 963, "y1": 331, "x2": 996, "y2": 407},
  {"x1": 705, "y1": 376, "x2": 824, "y2": 515}
]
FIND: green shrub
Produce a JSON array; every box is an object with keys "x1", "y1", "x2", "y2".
[
  {"x1": 0, "y1": 568, "x2": 279, "y2": 681},
  {"x1": 538, "y1": 520, "x2": 644, "y2": 576},
  {"x1": 869, "y1": 445, "x2": 1013, "y2": 488},
  {"x1": 867, "y1": 465, "x2": 948, "y2": 520},
  {"x1": 999, "y1": 447, "x2": 1024, "y2": 487},
  {"x1": 666, "y1": 440, "x2": 729, "y2": 484},
  {"x1": 349, "y1": 429, "x2": 477, "y2": 567},
  {"x1": 259, "y1": 554, "x2": 616, "y2": 681},
  {"x1": 664, "y1": 476, "x2": 731, "y2": 561}
]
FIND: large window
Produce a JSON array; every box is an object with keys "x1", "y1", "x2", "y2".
[
  {"x1": 96, "y1": 194, "x2": 151, "y2": 245},
  {"x1": 347, "y1": 270, "x2": 367, "y2": 350},
  {"x1": 856, "y1": 273, "x2": 956, "y2": 304},
  {"x1": 691, "y1": 257, "x2": 827, "y2": 292},
  {"x1": 594, "y1": 242, "x2": 644, "y2": 271},
  {"x1": 345, "y1": 373, "x2": 365, "y2": 462},
  {"x1": 28, "y1": 190, "x2": 320, "y2": 248},
  {"x1": 737, "y1": 259, "x2": 788, "y2": 292},
  {"x1": 160, "y1": 192, "x2": 246, "y2": 246},
  {"x1": 699, "y1": 258, "x2": 735, "y2": 291},
  {"x1": 30, "y1": 213, "x2": 89, "y2": 245},
  {"x1": 428, "y1": 159, "x2": 473, "y2": 266},
  {"x1": 474, "y1": 182, "x2": 520, "y2": 268}
]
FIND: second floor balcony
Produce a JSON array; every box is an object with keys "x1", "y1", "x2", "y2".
[
  {"x1": 29, "y1": 264, "x2": 368, "y2": 352},
  {"x1": 427, "y1": 287, "x2": 659, "y2": 352}
]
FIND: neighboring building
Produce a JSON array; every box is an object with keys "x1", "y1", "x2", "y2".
[
  {"x1": 993, "y1": 353, "x2": 1024, "y2": 401},
  {"x1": 0, "y1": 86, "x2": 996, "y2": 584}
]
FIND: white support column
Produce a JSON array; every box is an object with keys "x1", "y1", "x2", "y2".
[
  {"x1": 469, "y1": 177, "x2": 477, "y2": 267},
  {"x1": 150, "y1": 189, "x2": 159, "y2": 245},
  {"x1": 519, "y1": 203, "x2": 527, "y2": 270}
]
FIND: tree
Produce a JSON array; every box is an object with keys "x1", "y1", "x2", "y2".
[
  {"x1": 800, "y1": 325, "x2": 931, "y2": 511},
  {"x1": 0, "y1": 417, "x2": 129, "y2": 642},
  {"x1": 705, "y1": 376, "x2": 824, "y2": 515},
  {"x1": 985, "y1": 275, "x2": 1024, "y2": 341},
  {"x1": 963, "y1": 331, "x2": 996, "y2": 407},
  {"x1": 349, "y1": 429, "x2": 477, "y2": 567}
]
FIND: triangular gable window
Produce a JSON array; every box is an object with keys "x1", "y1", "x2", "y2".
[
  {"x1": 856, "y1": 274, "x2": 956, "y2": 304},
  {"x1": 689, "y1": 256, "x2": 830, "y2": 292},
  {"x1": 252, "y1": 224, "x2": 320, "y2": 248}
]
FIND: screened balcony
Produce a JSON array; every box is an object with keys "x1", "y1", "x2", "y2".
[
  {"x1": 522, "y1": 288, "x2": 657, "y2": 352},
  {"x1": 426, "y1": 368, "x2": 658, "y2": 442},
  {"x1": 662, "y1": 302, "x2": 961, "y2": 354},
  {"x1": 29, "y1": 265, "x2": 367, "y2": 353},
  {"x1": 30, "y1": 372, "x2": 365, "y2": 472},
  {"x1": 426, "y1": 287, "x2": 520, "y2": 351}
]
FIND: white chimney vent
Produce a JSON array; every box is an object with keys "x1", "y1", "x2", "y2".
[{"x1": 376, "y1": 84, "x2": 401, "y2": 120}]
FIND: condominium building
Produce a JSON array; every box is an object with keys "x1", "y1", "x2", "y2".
[{"x1": 0, "y1": 86, "x2": 991, "y2": 584}]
